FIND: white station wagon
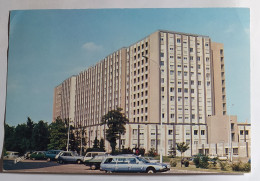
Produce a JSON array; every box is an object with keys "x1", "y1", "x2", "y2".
[{"x1": 100, "y1": 155, "x2": 170, "y2": 173}]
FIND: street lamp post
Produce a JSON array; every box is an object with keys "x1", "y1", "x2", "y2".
[
  {"x1": 66, "y1": 119, "x2": 72, "y2": 151},
  {"x1": 143, "y1": 56, "x2": 163, "y2": 163}
]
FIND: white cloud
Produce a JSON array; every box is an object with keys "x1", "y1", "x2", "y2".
[{"x1": 82, "y1": 42, "x2": 103, "y2": 52}]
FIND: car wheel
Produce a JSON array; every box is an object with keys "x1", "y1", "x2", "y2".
[
  {"x1": 77, "y1": 160, "x2": 82, "y2": 164},
  {"x1": 59, "y1": 160, "x2": 64, "y2": 164},
  {"x1": 47, "y1": 158, "x2": 51, "y2": 162},
  {"x1": 106, "y1": 170, "x2": 112, "y2": 173},
  {"x1": 90, "y1": 165, "x2": 96, "y2": 170},
  {"x1": 146, "y1": 168, "x2": 156, "y2": 173}
]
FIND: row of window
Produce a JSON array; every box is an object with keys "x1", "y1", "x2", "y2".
[
  {"x1": 161, "y1": 37, "x2": 209, "y2": 47},
  {"x1": 133, "y1": 42, "x2": 149, "y2": 53}
]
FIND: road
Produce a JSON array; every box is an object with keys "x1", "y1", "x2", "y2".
[{"x1": 2, "y1": 159, "x2": 217, "y2": 174}]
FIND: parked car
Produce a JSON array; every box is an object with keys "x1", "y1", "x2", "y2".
[
  {"x1": 45, "y1": 150, "x2": 62, "y2": 161},
  {"x1": 144, "y1": 157, "x2": 160, "y2": 163},
  {"x1": 24, "y1": 151, "x2": 33, "y2": 159},
  {"x1": 83, "y1": 151, "x2": 107, "y2": 162},
  {"x1": 100, "y1": 155, "x2": 170, "y2": 173},
  {"x1": 85, "y1": 155, "x2": 109, "y2": 170},
  {"x1": 30, "y1": 151, "x2": 46, "y2": 160},
  {"x1": 56, "y1": 151, "x2": 84, "y2": 164},
  {"x1": 4, "y1": 151, "x2": 19, "y2": 159}
]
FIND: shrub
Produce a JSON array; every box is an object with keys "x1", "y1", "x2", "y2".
[
  {"x1": 200, "y1": 155, "x2": 209, "y2": 168},
  {"x1": 193, "y1": 154, "x2": 209, "y2": 169},
  {"x1": 231, "y1": 161, "x2": 242, "y2": 171},
  {"x1": 121, "y1": 147, "x2": 132, "y2": 154},
  {"x1": 193, "y1": 156, "x2": 200, "y2": 168},
  {"x1": 219, "y1": 161, "x2": 229, "y2": 171},
  {"x1": 243, "y1": 163, "x2": 251, "y2": 172},
  {"x1": 231, "y1": 161, "x2": 251, "y2": 172},
  {"x1": 147, "y1": 148, "x2": 157, "y2": 157},
  {"x1": 184, "y1": 160, "x2": 189, "y2": 167},
  {"x1": 139, "y1": 148, "x2": 145, "y2": 156},
  {"x1": 170, "y1": 158, "x2": 177, "y2": 167}
]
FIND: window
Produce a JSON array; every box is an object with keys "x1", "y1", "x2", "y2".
[
  {"x1": 233, "y1": 148, "x2": 238, "y2": 155},
  {"x1": 170, "y1": 114, "x2": 174, "y2": 118},
  {"x1": 190, "y1": 48, "x2": 193, "y2": 52},
  {"x1": 178, "y1": 88, "x2": 182, "y2": 93},
  {"x1": 198, "y1": 81, "x2": 201, "y2": 85},
  {"x1": 184, "y1": 88, "x2": 188, "y2": 93},
  {"x1": 160, "y1": 61, "x2": 164, "y2": 66},
  {"x1": 162, "y1": 113, "x2": 164, "y2": 118},
  {"x1": 170, "y1": 96, "x2": 174, "y2": 101},
  {"x1": 170, "y1": 70, "x2": 174, "y2": 75},
  {"x1": 190, "y1": 56, "x2": 193, "y2": 60},
  {"x1": 161, "y1": 78, "x2": 164, "y2": 83},
  {"x1": 178, "y1": 97, "x2": 182, "y2": 101},
  {"x1": 245, "y1": 130, "x2": 249, "y2": 135},
  {"x1": 151, "y1": 139, "x2": 156, "y2": 146},
  {"x1": 192, "y1": 114, "x2": 195, "y2": 119},
  {"x1": 160, "y1": 53, "x2": 164, "y2": 57},
  {"x1": 133, "y1": 129, "x2": 138, "y2": 135},
  {"x1": 168, "y1": 130, "x2": 173, "y2": 135},
  {"x1": 177, "y1": 38, "x2": 181, "y2": 43},
  {"x1": 201, "y1": 130, "x2": 205, "y2": 135},
  {"x1": 194, "y1": 130, "x2": 198, "y2": 135},
  {"x1": 161, "y1": 87, "x2": 164, "y2": 92},
  {"x1": 170, "y1": 87, "x2": 174, "y2": 92},
  {"x1": 191, "y1": 89, "x2": 194, "y2": 93}
]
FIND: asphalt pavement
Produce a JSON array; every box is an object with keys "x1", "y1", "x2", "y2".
[{"x1": 2, "y1": 159, "x2": 218, "y2": 175}]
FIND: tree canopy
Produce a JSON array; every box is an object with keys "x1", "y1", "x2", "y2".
[
  {"x1": 47, "y1": 117, "x2": 67, "y2": 150},
  {"x1": 101, "y1": 107, "x2": 129, "y2": 154}
]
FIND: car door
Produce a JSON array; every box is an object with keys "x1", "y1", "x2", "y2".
[
  {"x1": 104, "y1": 157, "x2": 117, "y2": 172},
  {"x1": 127, "y1": 158, "x2": 142, "y2": 172},
  {"x1": 115, "y1": 158, "x2": 129, "y2": 172},
  {"x1": 63, "y1": 152, "x2": 73, "y2": 162}
]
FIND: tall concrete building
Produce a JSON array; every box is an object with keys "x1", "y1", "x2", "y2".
[{"x1": 53, "y1": 30, "x2": 250, "y2": 158}]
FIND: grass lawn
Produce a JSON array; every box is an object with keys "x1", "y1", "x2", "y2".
[{"x1": 152, "y1": 156, "x2": 250, "y2": 174}]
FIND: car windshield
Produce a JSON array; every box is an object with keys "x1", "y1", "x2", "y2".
[{"x1": 136, "y1": 157, "x2": 149, "y2": 163}]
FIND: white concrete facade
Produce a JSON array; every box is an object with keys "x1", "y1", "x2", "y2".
[{"x1": 53, "y1": 30, "x2": 250, "y2": 158}]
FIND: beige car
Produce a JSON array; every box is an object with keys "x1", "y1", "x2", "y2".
[{"x1": 83, "y1": 151, "x2": 107, "y2": 162}]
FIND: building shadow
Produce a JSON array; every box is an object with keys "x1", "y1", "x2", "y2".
[{"x1": 3, "y1": 160, "x2": 60, "y2": 171}]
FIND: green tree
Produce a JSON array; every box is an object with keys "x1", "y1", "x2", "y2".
[
  {"x1": 25, "y1": 117, "x2": 35, "y2": 151},
  {"x1": 48, "y1": 117, "x2": 67, "y2": 150},
  {"x1": 69, "y1": 126, "x2": 80, "y2": 152},
  {"x1": 99, "y1": 138, "x2": 105, "y2": 152},
  {"x1": 4, "y1": 123, "x2": 15, "y2": 151},
  {"x1": 14, "y1": 123, "x2": 30, "y2": 154},
  {"x1": 176, "y1": 142, "x2": 190, "y2": 167},
  {"x1": 93, "y1": 137, "x2": 100, "y2": 150},
  {"x1": 101, "y1": 107, "x2": 129, "y2": 155},
  {"x1": 32, "y1": 120, "x2": 49, "y2": 151}
]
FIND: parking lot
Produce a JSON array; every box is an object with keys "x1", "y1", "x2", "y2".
[{"x1": 2, "y1": 159, "x2": 217, "y2": 174}]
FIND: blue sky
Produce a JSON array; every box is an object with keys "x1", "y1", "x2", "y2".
[{"x1": 6, "y1": 8, "x2": 250, "y2": 126}]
